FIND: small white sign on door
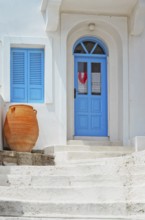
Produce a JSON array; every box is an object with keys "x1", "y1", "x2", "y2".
[{"x1": 92, "y1": 72, "x2": 101, "y2": 94}]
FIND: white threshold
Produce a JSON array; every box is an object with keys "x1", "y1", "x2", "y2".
[
  {"x1": 68, "y1": 137, "x2": 121, "y2": 146},
  {"x1": 73, "y1": 136, "x2": 109, "y2": 141}
]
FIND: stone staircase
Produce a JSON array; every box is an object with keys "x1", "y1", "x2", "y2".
[
  {"x1": 46, "y1": 144, "x2": 133, "y2": 164},
  {"x1": 0, "y1": 144, "x2": 145, "y2": 219}
]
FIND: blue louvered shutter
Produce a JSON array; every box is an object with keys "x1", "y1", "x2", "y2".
[
  {"x1": 27, "y1": 49, "x2": 44, "y2": 103},
  {"x1": 11, "y1": 49, "x2": 27, "y2": 102}
]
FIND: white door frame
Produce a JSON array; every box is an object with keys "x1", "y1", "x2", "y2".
[{"x1": 60, "y1": 13, "x2": 129, "y2": 145}]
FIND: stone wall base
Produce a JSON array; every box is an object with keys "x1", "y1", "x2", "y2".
[{"x1": 0, "y1": 150, "x2": 55, "y2": 166}]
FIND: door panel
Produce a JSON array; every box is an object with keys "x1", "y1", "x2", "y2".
[{"x1": 74, "y1": 56, "x2": 107, "y2": 136}]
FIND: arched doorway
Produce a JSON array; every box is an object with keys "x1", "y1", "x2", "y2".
[{"x1": 73, "y1": 37, "x2": 108, "y2": 137}]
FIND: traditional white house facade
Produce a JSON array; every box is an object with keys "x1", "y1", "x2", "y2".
[{"x1": 0, "y1": 0, "x2": 145, "y2": 150}]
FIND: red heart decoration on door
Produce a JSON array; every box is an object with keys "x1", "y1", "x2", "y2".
[{"x1": 78, "y1": 72, "x2": 87, "y2": 84}]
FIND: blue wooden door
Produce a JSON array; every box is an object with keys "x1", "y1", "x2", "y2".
[{"x1": 74, "y1": 56, "x2": 108, "y2": 136}]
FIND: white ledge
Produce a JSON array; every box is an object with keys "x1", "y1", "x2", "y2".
[
  {"x1": 40, "y1": 0, "x2": 48, "y2": 12},
  {"x1": 41, "y1": 0, "x2": 62, "y2": 32},
  {"x1": 129, "y1": 0, "x2": 145, "y2": 36}
]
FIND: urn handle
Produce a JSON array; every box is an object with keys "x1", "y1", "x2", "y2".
[
  {"x1": 33, "y1": 109, "x2": 37, "y2": 114},
  {"x1": 10, "y1": 106, "x2": 15, "y2": 113}
]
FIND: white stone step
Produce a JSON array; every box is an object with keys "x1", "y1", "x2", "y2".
[
  {"x1": 127, "y1": 164, "x2": 145, "y2": 174},
  {"x1": 64, "y1": 159, "x2": 126, "y2": 165},
  {"x1": 0, "y1": 162, "x2": 145, "y2": 175},
  {"x1": 68, "y1": 151, "x2": 131, "y2": 158},
  {"x1": 1, "y1": 185, "x2": 145, "y2": 202},
  {"x1": 0, "y1": 200, "x2": 145, "y2": 217},
  {"x1": 55, "y1": 151, "x2": 130, "y2": 164},
  {"x1": 0, "y1": 174, "x2": 128, "y2": 187},
  {"x1": 6, "y1": 174, "x2": 145, "y2": 187},
  {"x1": 128, "y1": 186, "x2": 145, "y2": 201},
  {"x1": 0, "y1": 172, "x2": 144, "y2": 187},
  {"x1": 0, "y1": 163, "x2": 145, "y2": 175},
  {"x1": 0, "y1": 164, "x2": 127, "y2": 176},
  {"x1": 45, "y1": 145, "x2": 133, "y2": 153},
  {"x1": 51, "y1": 144, "x2": 134, "y2": 165},
  {"x1": 0, "y1": 217, "x2": 143, "y2": 220},
  {"x1": 0, "y1": 185, "x2": 126, "y2": 202},
  {"x1": 67, "y1": 140, "x2": 120, "y2": 146}
]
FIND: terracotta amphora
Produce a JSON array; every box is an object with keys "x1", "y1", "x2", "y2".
[{"x1": 3, "y1": 105, "x2": 39, "y2": 152}]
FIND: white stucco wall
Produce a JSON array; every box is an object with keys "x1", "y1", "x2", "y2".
[
  {"x1": 0, "y1": 96, "x2": 4, "y2": 150},
  {"x1": 129, "y1": 29, "x2": 145, "y2": 140},
  {"x1": 0, "y1": 0, "x2": 66, "y2": 149},
  {"x1": 0, "y1": 0, "x2": 46, "y2": 37}
]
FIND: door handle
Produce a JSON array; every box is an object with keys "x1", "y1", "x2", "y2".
[{"x1": 74, "y1": 88, "x2": 76, "y2": 99}]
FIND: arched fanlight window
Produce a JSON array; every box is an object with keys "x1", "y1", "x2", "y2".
[{"x1": 73, "y1": 37, "x2": 108, "y2": 55}]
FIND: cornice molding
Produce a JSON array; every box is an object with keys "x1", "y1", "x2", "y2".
[
  {"x1": 41, "y1": 0, "x2": 145, "y2": 35},
  {"x1": 40, "y1": 0, "x2": 48, "y2": 12},
  {"x1": 41, "y1": 0, "x2": 62, "y2": 31},
  {"x1": 129, "y1": 0, "x2": 145, "y2": 36}
]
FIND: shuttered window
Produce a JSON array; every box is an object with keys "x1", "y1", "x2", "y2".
[{"x1": 11, "y1": 48, "x2": 44, "y2": 103}]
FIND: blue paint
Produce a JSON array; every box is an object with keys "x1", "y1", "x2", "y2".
[
  {"x1": 74, "y1": 37, "x2": 108, "y2": 137},
  {"x1": 11, "y1": 48, "x2": 44, "y2": 103},
  {"x1": 73, "y1": 36, "x2": 108, "y2": 56}
]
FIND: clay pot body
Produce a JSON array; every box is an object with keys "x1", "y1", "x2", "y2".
[{"x1": 3, "y1": 105, "x2": 39, "y2": 152}]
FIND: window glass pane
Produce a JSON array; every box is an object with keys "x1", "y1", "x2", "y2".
[
  {"x1": 83, "y1": 41, "x2": 95, "y2": 53},
  {"x1": 74, "y1": 43, "x2": 86, "y2": 54},
  {"x1": 91, "y1": 63, "x2": 101, "y2": 95},
  {"x1": 78, "y1": 62, "x2": 88, "y2": 94},
  {"x1": 93, "y1": 45, "x2": 105, "y2": 54}
]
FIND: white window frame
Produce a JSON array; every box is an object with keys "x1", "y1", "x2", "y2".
[{"x1": 2, "y1": 36, "x2": 53, "y2": 103}]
